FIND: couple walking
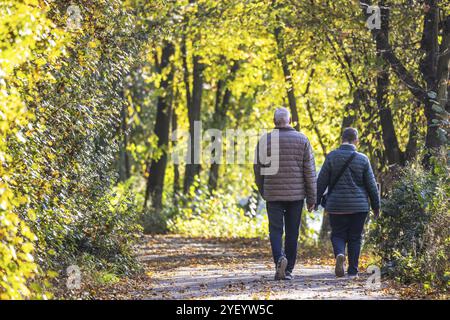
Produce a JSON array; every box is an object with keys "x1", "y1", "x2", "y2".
[{"x1": 254, "y1": 107, "x2": 380, "y2": 280}]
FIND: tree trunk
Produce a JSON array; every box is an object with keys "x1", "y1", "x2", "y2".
[
  {"x1": 119, "y1": 100, "x2": 131, "y2": 181},
  {"x1": 341, "y1": 89, "x2": 365, "y2": 131},
  {"x1": 144, "y1": 42, "x2": 175, "y2": 210},
  {"x1": 207, "y1": 78, "x2": 224, "y2": 191},
  {"x1": 183, "y1": 0, "x2": 205, "y2": 193},
  {"x1": 420, "y1": 0, "x2": 442, "y2": 163},
  {"x1": 359, "y1": 1, "x2": 428, "y2": 103},
  {"x1": 359, "y1": 1, "x2": 448, "y2": 165},
  {"x1": 303, "y1": 69, "x2": 327, "y2": 156},
  {"x1": 436, "y1": 16, "x2": 450, "y2": 124},
  {"x1": 274, "y1": 26, "x2": 300, "y2": 131},
  {"x1": 172, "y1": 107, "x2": 180, "y2": 203},
  {"x1": 183, "y1": 53, "x2": 204, "y2": 193},
  {"x1": 208, "y1": 61, "x2": 240, "y2": 191},
  {"x1": 306, "y1": 100, "x2": 327, "y2": 156},
  {"x1": 447, "y1": 82, "x2": 450, "y2": 113},
  {"x1": 405, "y1": 102, "x2": 420, "y2": 162},
  {"x1": 376, "y1": 2, "x2": 403, "y2": 166}
]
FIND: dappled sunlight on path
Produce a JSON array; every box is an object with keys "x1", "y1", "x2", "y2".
[{"x1": 97, "y1": 235, "x2": 397, "y2": 300}]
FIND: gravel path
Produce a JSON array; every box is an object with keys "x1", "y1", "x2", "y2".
[{"x1": 100, "y1": 235, "x2": 397, "y2": 300}]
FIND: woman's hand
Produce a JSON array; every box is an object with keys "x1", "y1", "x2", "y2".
[{"x1": 373, "y1": 208, "x2": 380, "y2": 219}]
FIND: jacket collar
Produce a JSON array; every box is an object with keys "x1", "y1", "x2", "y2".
[
  {"x1": 339, "y1": 143, "x2": 357, "y2": 151},
  {"x1": 274, "y1": 125, "x2": 295, "y2": 131}
]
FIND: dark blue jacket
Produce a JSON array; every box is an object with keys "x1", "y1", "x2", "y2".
[{"x1": 316, "y1": 144, "x2": 380, "y2": 213}]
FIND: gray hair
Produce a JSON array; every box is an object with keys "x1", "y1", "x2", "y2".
[
  {"x1": 342, "y1": 127, "x2": 358, "y2": 143},
  {"x1": 274, "y1": 107, "x2": 291, "y2": 127}
]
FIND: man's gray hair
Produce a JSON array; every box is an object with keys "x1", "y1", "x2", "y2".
[{"x1": 274, "y1": 107, "x2": 291, "y2": 127}]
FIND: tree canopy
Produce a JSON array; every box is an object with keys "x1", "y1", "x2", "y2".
[{"x1": 0, "y1": 0, "x2": 448, "y2": 299}]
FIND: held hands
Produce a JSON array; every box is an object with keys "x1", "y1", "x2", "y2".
[{"x1": 307, "y1": 203, "x2": 315, "y2": 212}]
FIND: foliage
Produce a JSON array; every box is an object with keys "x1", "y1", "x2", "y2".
[
  {"x1": 0, "y1": 0, "x2": 67, "y2": 299},
  {"x1": 141, "y1": 206, "x2": 173, "y2": 235},
  {"x1": 168, "y1": 181, "x2": 268, "y2": 239},
  {"x1": 72, "y1": 181, "x2": 142, "y2": 274},
  {"x1": 369, "y1": 159, "x2": 449, "y2": 292},
  {"x1": 0, "y1": 0, "x2": 449, "y2": 299},
  {"x1": 1, "y1": 0, "x2": 149, "y2": 298}
]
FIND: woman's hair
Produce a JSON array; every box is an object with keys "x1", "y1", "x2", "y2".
[{"x1": 342, "y1": 127, "x2": 358, "y2": 143}]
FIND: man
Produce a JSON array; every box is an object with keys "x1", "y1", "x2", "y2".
[
  {"x1": 316, "y1": 128, "x2": 380, "y2": 278},
  {"x1": 254, "y1": 107, "x2": 316, "y2": 280}
]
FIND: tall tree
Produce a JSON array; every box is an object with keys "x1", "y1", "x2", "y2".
[
  {"x1": 119, "y1": 94, "x2": 131, "y2": 181},
  {"x1": 303, "y1": 69, "x2": 327, "y2": 156},
  {"x1": 420, "y1": 0, "x2": 441, "y2": 158},
  {"x1": 172, "y1": 101, "x2": 181, "y2": 202},
  {"x1": 144, "y1": 41, "x2": 175, "y2": 210},
  {"x1": 208, "y1": 60, "x2": 240, "y2": 190},
  {"x1": 359, "y1": 0, "x2": 450, "y2": 164},
  {"x1": 274, "y1": 26, "x2": 300, "y2": 130},
  {"x1": 183, "y1": 0, "x2": 205, "y2": 193},
  {"x1": 376, "y1": 1, "x2": 403, "y2": 166}
]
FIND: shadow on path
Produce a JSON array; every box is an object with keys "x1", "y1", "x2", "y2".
[{"x1": 98, "y1": 235, "x2": 397, "y2": 300}]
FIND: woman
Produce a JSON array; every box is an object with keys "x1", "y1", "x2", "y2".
[{"x1": 316, "y1": 127, "x2": 380, "y2": 278}]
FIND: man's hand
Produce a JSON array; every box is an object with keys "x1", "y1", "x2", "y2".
[
  {"x1": 373, "y1": 208, "x2": 380, "y2": 219},
  {"x1": 307, "y1": 203, "x2": 315, "y2": 212}
]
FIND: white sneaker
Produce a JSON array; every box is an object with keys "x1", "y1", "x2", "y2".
[
  {"x1": 335, "y1": 254, "x2": 345, "y2": 277},
  {"x1": 284, "y1": 271, "x2": 294, "y2": 280}
]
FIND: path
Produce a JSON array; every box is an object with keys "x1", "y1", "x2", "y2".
[{"x1": 96, "y1": 235, "x2": 397, "y2": 300}]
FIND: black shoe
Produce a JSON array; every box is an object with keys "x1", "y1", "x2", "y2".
[
  {"x1": 335, "y1": 254, "x2": 345, "y2": 277},
  {"x1": 274, "y1": 256, "x2": 287, "y2": 280}
]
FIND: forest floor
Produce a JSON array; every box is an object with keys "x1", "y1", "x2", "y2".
[{"x1": 91, "y1": 235, "x2": 401, "y2": 300}]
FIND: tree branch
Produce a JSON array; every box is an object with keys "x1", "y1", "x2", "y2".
[{"x1": 359, "y1": 0, "x2": 428, "y2": 103}]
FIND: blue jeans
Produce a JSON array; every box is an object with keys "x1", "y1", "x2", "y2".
[
  {"x1": 266, "y1": 200, "x2": 303, "y2": 273},
  {"x1": 329, "y1": 212, "x2": 368, "y2": 275}
]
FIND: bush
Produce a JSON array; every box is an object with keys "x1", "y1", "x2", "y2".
[
  {"x1": 167, "y1": 182, "x2": 268, "y2": 238},
  {"x1": 0, "y1": 0, "x2": 66, "y2": 299},
  {"x1": 70, "y1": 181, "x2": 143, "y2": 275},
  {"x1": 0, "y1": 0, "x2": 147, "y2": 298},
  {"x1": 369, "y1": 159, "x2": 449, "y2": 292},
  {"x1": 141, "y1": 207, "x2": 173, "y2": 234},
  {"x1": 21, "y1": 179, "x2": 143, "y2": 296}
]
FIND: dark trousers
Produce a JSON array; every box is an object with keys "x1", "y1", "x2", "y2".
[
  {"x1": 266, "y1": 200, "x2": 303, "y2": 273},
  {"x1": 329, "y1": 212, "x2": 368, "y2": 275}
]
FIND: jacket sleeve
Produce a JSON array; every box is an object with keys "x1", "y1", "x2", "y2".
[
  {"x1": 316, "y1": 155, "x2": 331, "y2": 205},
  {"x1": 253, "y1": 140, "x2": 264, "y2": 197},
  {"x1": 303, "y1": 139, "x2": 317, "y2": 205},
  {"x1": 363, "y1": 158, "x2": 380, "y2": 210}
]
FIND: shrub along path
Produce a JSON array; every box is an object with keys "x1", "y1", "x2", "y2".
[{"x1": 90, "y1": 235, "x2": 398, "y2": 300}]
